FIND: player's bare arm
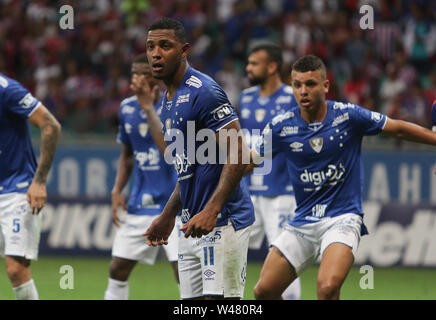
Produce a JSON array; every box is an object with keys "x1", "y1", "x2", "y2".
[
  {"x1": 27, "y1": 104, "x2": 61, "y2": 214},
  {"x1": 144, "y1": 182, "x2": 182, "y2": 246},
  {"x1": 382, "y1": 118, "x2": 436, "y2": 146},
  {"x1": 180, "y1": 120, "x2": 249, "y2": 238},
  {"x1": 111, "y1": 144, "x2": 134, "y2": 227}
]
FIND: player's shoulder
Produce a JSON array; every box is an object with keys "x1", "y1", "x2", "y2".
[
  {"x1": 0, "y1": 73, "x2": 24, "y2": 93},
  {"x1": 270, "y1": 106, "x2": 298, "y2": 129},
  {"x1": 120, "y1": 95, "x2": 139, "y2": 114},
  {"x1": 241, "y1": 86, "x2": 259, "y2": 96}
]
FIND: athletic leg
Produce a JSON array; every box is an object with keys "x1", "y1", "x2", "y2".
[{"x1": 316, "y1": 243, "x2": 354, "y2": 300}]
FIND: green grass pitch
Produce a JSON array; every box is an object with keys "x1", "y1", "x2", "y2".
[{"x1": 0, "y1": 256, "x2": 435, "y2": 300}]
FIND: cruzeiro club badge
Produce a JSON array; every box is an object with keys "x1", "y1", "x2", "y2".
[{"x1": 309, "y1": 137, "x2": 323, "y2": 153}]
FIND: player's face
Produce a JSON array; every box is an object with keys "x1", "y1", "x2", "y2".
[
  {"x1": 246, "y1": 50, "x2": 269, "y2": 86},
  {"x1": 131, "y1": 63, "x2": 157, "y2": 88},
  {"x1": 291, "y1": 69, "x2": 329, "y2": 112},
  {"x1": 146, "y1": 29, "x2": 188, "y2": 81}
]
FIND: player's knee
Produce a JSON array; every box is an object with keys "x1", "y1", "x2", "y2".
[
  {"x1": 6, "y1": 261, "x2": 29, "y2": 284},
  {"x1": 108, "y1": 259, "x2": 133, "y2": 281},
  {"x1": 254, "y1": 281, "x2": 278, "y2": 300},
  {"x1": 317, "y1": 278, "x2": 341, "y2": 300}
]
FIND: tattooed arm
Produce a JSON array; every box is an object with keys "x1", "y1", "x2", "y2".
[
  {"x1": 27, "y1": 104, "x2": 61, "y2": 214},
  {"x1": 180, "y1": 120, "x2": 249, "y2": 238}
]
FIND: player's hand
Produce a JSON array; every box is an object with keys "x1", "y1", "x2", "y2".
[
  {"x1": 111, "y1": 190, "x2": 127, "y2": 227},
  {"x1": 144, "y1": 215, "x2": 175, "y2": 246},
  {"x1": 26, "y1": 181, "x2": 47, "y2": 215},
  {"x1": 130, "y1": 74, "x2": 159, "y2": 112},
  {"x1": 179, "y1": 207, "x2": 219, "y2": 238}
]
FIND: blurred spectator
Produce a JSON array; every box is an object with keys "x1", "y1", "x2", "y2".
[{"x1": 0, "y1": 0, "x2": 433, "y2": 139}]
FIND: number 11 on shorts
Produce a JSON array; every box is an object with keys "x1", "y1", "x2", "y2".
[{"x1": 203, "y1": 246, "x2": 214, "y2": 266}]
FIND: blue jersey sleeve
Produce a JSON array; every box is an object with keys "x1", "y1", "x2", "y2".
[
  {"x1": 2, "y1": 76, "x2": 40, "y2": 119},
  {"x1": 351, "y1": 105, "x2": 387, "y2": 136},
  {"x1": 196, "y1": 84, "x2": 238, "y2": 132}
]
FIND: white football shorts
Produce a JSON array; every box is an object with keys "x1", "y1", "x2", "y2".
[
  {"x1": 271, "y1": 213, "x2": 363, "y2": 275},
  {"x1": 249, "y1": 195, "x2": 297, "y2": 249},
  {"x1": 112, "y1": 213, "x2": 181, "y2": 264},
  {"x1": 0, "y1": 192, "x2": 42, "y2": 260},
  {"x1": 178, "y1": 220, "x2": 251, "y2": 299}
]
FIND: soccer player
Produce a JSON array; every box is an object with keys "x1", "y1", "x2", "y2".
[
  {"x1": 250, "y1": 55, "x2": 436, "y2": 300},
  {"x1": 143, "y1": 18, "x2": 255, "y2": 300},
  {"x1": 0, "y1": 74, "x2": 61, "y2": 299},
  {"x1": 104, "y1": 54, "x2": 180, "y2": 300},
  {"x1": 238, "y1": 43, "x2": 301, "y2": 300}
]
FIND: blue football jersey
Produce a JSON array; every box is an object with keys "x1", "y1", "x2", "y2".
[
  {"x1": 0, "y1": 74, "x2": 40, "y2": 194},
  {"x1": 117, "y1": 96, "x2": 177, "y2": 215},
  {"x1": 159, "y1": 67, "x2": 254, "y2": 230},
  {"x1": 238, "y1": 84, "x2": 298, "y2": 196},
  {"x1": 257, "y1": 100, "x2": 387, "y2": 234}
]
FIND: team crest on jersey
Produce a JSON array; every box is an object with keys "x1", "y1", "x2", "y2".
[
  {"x1": 138, "y1": 123, "x2": 148, "y2": 137},
  {"x1": 255, "y1": 109, "x2": 266, "y2": 122},
  {"x1": 309, "y1": 137, "x2": 323, "y2": 153},
  {"x1": 124, "y1": 123, "x2": 132, "y2": 134},
  {"x1": 241, "y1": 108, "x2": 251, "y2": 119},
  {"x1": 165, "y1": 118, "x2": 172, "y2": 131}
]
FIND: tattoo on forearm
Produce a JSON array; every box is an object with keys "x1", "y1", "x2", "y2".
[{"x1": 34, "y1": 111, "x2": 60, "y2": 184}]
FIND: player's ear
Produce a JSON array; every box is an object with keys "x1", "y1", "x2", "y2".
[
  {"x1": 323, "y1": 79, "x2": 330, "y2": 94},
  {"x1": 181, "y1": 43, "x2": 190, "y2": 58}
]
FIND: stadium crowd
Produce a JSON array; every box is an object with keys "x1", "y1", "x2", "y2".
[{"x1": 0, "y1": 0, "x2": 435, "y2": 136}]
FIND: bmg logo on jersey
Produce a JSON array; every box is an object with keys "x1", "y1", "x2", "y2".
[{"x1": 300, "y1": 163, "x2": 346, "y2": 187}]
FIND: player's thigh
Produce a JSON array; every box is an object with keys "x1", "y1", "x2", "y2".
[
  {"x1": 317, "y1": 214, "x2": 362, "y2": 287},
  {"x1": 112, "y1": 214, "x2": 160, "y2": 264},
  {"x1": 256, "y1": 246, "x2": 297, "y2": 295},
  {"x1": 0, "y1": 192, "x2": 41, "y2": 260}
]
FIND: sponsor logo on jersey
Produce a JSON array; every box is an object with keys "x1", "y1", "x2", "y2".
[
  {"x1": 176, "y1": 93, "x2": 190, "y2": 105},
  {"x1": 135, "y1": 148, "x2": 160, "y2": 170},
  {"x1": 280, "y1": 126, "x2": 299, "y2": 136},
  {"x1": 255, "y1": 108, "x2": 266, "y2": 122},
  {"x1": 333, "y1": 102, "x2": 355, "y2": 110},
  {"x1": 309, "y1": 137, "x2": 323, "y2": 153},
  {"x1": 138, "y1": 123, "x2": 148, "y2": 137},
  {"x1": 241, "y1": 95, "x2": 253, "y2": 103},
  {"x1": 271, "y1": 111, "x2": 294, "y2": 126},
  {"x1": 332, "y1": 112, "x2": 350, "y2": 127},
  {"x1": 19, "y1": 93, "x2": 37, "y2": 109},
  {"x1": 121, "y1": 105, "x2": 135, "y2": 114},
  {"x1": 275, "y1": 95, "x2": 292, "y2": 104},
  {"x1": 290, "y1": 141, "x2": 303, "y2": 152},
  {"x1": 300, "y1": 163, "x2": 345, "y2": 187},
  {"x1": 204, "y1": 269, "x2": 216, "y2": 280},
  {"x1": 186, "y1": 75, "x2": 202, "y2": 88},
  {"x1": 0, "y1": 75, "x2": 9, "y2": 88},
  {"x1": 211, "y1": 103, "x2": 233, "y2": 121}
]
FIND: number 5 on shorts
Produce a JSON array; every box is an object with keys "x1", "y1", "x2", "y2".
[{"x1": 12, "y1": 218, "x2": 20, "y2": 233}]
